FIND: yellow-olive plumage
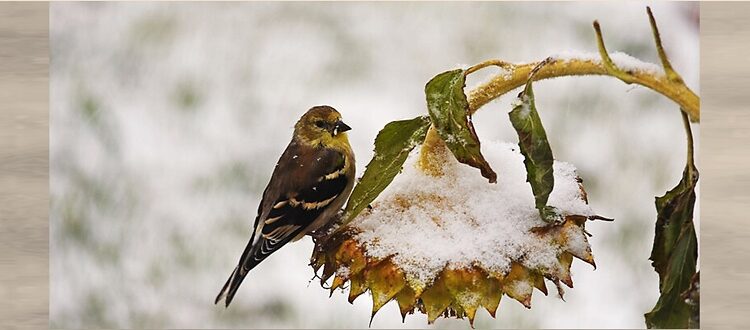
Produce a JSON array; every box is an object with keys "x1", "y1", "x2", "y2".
[{"x1": 215, "y1": 106, "x2": 355, "y2": 307}]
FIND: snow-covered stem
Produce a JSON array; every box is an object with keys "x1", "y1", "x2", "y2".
[
  {"x1": 417, "y1": 127, "x2": 451, "y2": 176},
  {"x1": 467, "y1": 57, "x2": 699, "y2": 121}
]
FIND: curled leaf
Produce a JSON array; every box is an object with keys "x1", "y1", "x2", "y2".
[
  {"x1": 425, "y1": 69, "x2": 497, "y2": 183},
  {"x1": 341, "y1": 116, "x2": 432, "y2": 224},
  {"x1": 645, "y1": 113, "x2": 699, "y2": 329},
  {"x1": 645, "y1": 166, "x2": 698, "y2": 328},
  {"x1": 509, "y1": 81, "x2": 556, "y2": 221}
]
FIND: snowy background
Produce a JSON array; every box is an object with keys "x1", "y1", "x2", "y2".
[{"x1": 50, "y1": 2, "x2": 699, "y2": 328}]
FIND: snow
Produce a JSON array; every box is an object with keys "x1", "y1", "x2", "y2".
[
  {"x1": 610, "y1": 52, "x2": 664, "y2": 75},
  {"x1": 562, "y1": 223, "x2": 590, "y2": 260},
  {"x1": 508, "y1": 280, "x2": 533, "y2": 296},
  {"x1": 337, "y1": 265, "x2": 350, "y2": 279},
  {"x1": 350, "y1": 142, "x2": 592, "y2": 288},
  {"x1": 512, "y1": 94, "x2": 532, "y2": 117},
  {"x1": 552, "y1": 50, "x2": 665, "y2": 75},
  {"x1": 551, "y1": 50, "x2": 601, "y2": 63}
]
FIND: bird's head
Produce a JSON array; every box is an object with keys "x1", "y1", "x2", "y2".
[{"x1": 294, "y1": 105, "x2": 352, "y2": 149}]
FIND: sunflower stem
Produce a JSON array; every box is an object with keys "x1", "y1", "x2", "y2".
[{"x1": 420, "y1": 9, "x2": 699, "y2": 171}]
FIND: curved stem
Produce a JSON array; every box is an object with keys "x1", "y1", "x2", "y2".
[
  {"x1": 647, "y1": 7, "x2": 684, "y2": 84},
  {"x1": 682, "y1": 111, "x2": 696, "y2": 181},
  {"x1": 467, "y1": 58, "x2": 699, "y2": 120},
  {"x1": 465, "y1": 59, "x2": 513, "y2": 75}
]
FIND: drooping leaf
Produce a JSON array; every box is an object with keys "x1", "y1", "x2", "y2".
[
  {"x1": 342, "y1": 115, "x2": 432, "y2": 223},
  {"x1": 508, "y1": 82, "x2": 556, "y2": 221},
  {"x1": 425, "y1": 69, "x2": 497, "y2": 183},
  {"x1": 645, "y1": 157, "x2": 699, "y2": 329}
]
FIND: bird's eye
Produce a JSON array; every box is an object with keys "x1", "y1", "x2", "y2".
[{"x1": 314, "y1": 120, "x2": 327, "y2": 129}]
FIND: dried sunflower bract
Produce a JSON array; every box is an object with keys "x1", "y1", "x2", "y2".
[{"x1": 311, "y1": 142, "x2": 602, "y2": 326}]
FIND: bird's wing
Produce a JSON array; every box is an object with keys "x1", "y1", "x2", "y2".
[
  {"x1": 216, "y1": 141, "x2": 349, "y2": 306},
  {"x1": 251, "y1": 143, "x2": 348, "y2": 260}
]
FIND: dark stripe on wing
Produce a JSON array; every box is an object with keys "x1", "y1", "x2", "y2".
[
  {"x1": 300, "y1": 172, "x2": 348, "y2": 204},
  {"x1": 247, "y1": 225, "x2": 306, "y2": 268},
  {"x1": 262, "y1": 198, "x2": 328, "y2": 234},
  {"x1": 262, "y1": 164, "x2": 348, "y2": 231}
]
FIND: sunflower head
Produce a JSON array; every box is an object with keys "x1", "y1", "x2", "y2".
[{"x1": 311, "y1": 142, "x2": 601, "y2": 326}]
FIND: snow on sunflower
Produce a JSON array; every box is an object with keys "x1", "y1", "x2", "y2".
[{"x1": 311, "y1": 141, "x2": 600, "y2": 326}]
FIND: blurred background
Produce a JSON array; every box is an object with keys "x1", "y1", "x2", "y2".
[{"x1": 50, "y1": 2, "x2": 699, "y2": 328}]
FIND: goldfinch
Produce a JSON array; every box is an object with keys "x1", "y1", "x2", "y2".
[{"x1": 215, "y1": 105, "x2": 355, "y2": 307}]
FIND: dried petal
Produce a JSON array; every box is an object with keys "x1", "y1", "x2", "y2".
[
  {"x1": 444, "y1": 268, "x2": 484, "y2": 324},
  {"x1": 419, "y1": 272, "x2": 453, "y2": 324},
  {"x1": 481, "y1": 276, "x2": 503, "y2": 317},
  {"x1": 530, "y1": 272, "x2": 548, "y2": 296},
  {"x1": 329, "y1": 275, "x2": 346, "y2": 297},
  {"x1": 394, "y1": 286, "x2": 417, "y2": 322},
  {"x1": 335, "y1": 238, "x2": 367, "y2": 275},
  {"x1": 347, "y1": 273, "x2": 367, "y2": 304},
  {"x1": 558, "y1": 252, "x2": 574, "y2": 288},
  {"x1": 503, "y1": 263, "x2": 534, "y2": 308},
  {"x1": 364, "y1": 258, "x2": 406, "y2": 314}
]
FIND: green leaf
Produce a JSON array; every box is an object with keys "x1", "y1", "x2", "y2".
[
  {"x1": 645, "y1": 158, "x2": 699, "y2": 329},
  {"x1": 341, "y1": 115, "x2": 432, "y2": 223},
  {"x1": 425, "y1": 69, "x2": 497, "y2": 183},
  {"x1": 508, "y1": 82, "x2": 556, "y2": 219}
]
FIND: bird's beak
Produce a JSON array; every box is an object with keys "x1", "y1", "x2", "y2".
[{"x1": 334, "y1": 120, "x2": 351, "y2": 134}]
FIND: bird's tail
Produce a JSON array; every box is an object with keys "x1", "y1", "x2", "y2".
[
  {"x1": 215, "y1": 239, "x2": 260, "y2": 307},
  {"x1": 215, "y1": 265, "x2": 246, "y2": 307}
]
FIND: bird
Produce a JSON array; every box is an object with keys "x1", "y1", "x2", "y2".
[{"x1": 215, "y1": 105, "x2": 355, "y2": 307}]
